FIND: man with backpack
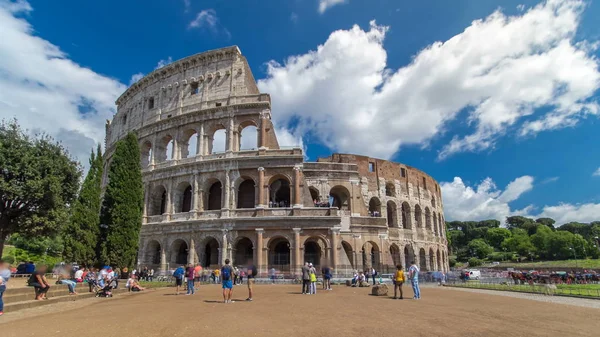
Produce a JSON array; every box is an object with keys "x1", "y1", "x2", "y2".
[
  {"x1": 221, "y1": 259, "x2": 234, "y2": 303},
  {"x1": 173, "y1": 265, "x2": 185, "y2": 295}
]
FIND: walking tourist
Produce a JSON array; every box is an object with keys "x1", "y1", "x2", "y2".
[
  {"x1": 270, "y1": 267, "x2": 276, "y2": 284},
  {"x1": 309, "y1": 264, "x2": 317, "y2": 294},
  {"x1": 408, "y1": 261, "x2": 421, "y2": 300},
  {"x1": 393, "y1": 264, "x2": 405, "y2": 299},
  {"x1": 173, "y1": 265, "x2": 185, "y2": 295},
  {"x1": 28, "y1": 264, "x2": 51, "y2": 300},
  {"x1": 246, "y1": 260, "x2": 257, "y2": 301},
  {"x1": 371, "y1": 267, "x2": 377, "y2": 284},
  {"x1": 301, "y1": 262, "x2": 310, "y2": 294},
  {"x1": 0, "y1": 259, "x2": 11, "y2": 316},
  {"x1": 194, "y1": 264, "x2": 201, "y2": 289},
  {"x1": 186, "y1": 263, "x2": 196, "y2": 295},
  {"x1": 214, "y1": 268, "x2": 221, "y2": 283},
  {"x1": 221, "y1": 259, "x2": 234, "y2": 303},
  {"x1": 322, "y1": 265, "x2": 332, "y2": 290}
]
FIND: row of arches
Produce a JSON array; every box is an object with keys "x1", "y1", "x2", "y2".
[
  {"x1": 141, "y1": 123, "x2": 259, "y2": 167},
  {"x1": 385, "y1": 182, "x2": 438, "y2": 208},
  {"x1": 368, "y1": 198, "x2": 445, "y2": 237}
]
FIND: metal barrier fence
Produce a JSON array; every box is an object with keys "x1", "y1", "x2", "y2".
[{"x1": 445, "y1": 279, "x2": 600, "y2": 298}]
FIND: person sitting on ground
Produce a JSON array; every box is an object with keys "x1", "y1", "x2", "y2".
[
  {"x1": 28, "y1": 265, "x2": 51, "y2": 300},
  {"x1": 74, "y1": 267, "x2": 84, "y2": 283},
  {"x1": 57, "y1": 267, "x2": 78, "y2": 295},
  {"x1": 126, "y1": 275, "x2": 145, "y2": 292}
]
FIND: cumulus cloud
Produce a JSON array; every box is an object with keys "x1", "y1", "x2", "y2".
[
  {"x1": 441, "y1": 176, "x2": 534, "y2": 222},
  {"x1": 188, "y1": 9, "x2": 230, "y2": 39},
  {"x1": 258, "y1": 0, "x2": 600, "y2": 160},
  {"x1": 593, "y1": 167, "x2": 600, "y2": 176},
  {"x1": 129, "y1": 72, "x2": 144, "y2": 85},
  {"x1": 0, "y1": 0, "x2": 126, "y2": 169},
  {"x1": 318, "y1": 0, "x2": 348, "y2": 14},
  {"x1": 155, "y1": 57, "x2": 173, "y2": 70},
  {"x1": 534, "y1": 203, "x2": 600, "y2": 224}
]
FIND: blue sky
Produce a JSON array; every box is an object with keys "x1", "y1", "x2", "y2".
[{"x1": 1, "y1": 0, "x2": 599, "y2": 224}]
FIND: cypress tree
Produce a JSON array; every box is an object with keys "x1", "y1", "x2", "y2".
[
  {"x1": 100, "y1": 133, "x2": 144, "y2": 268},
  {"x1": 63, "y1": 145, "x2": 104, "y2": 266}
]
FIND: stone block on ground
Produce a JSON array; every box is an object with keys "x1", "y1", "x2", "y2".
[
  {"x1": 359, "y1": 281, "x2": 370, "y2": 288},
  {"x1": 371, "y1": 284, "x2": 388, "y2": 296},
  {"x1": 346, "y1": 280, "x2": 352, "y2": 287}
]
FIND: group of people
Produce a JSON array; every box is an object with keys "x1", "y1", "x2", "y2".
[
  {"x1": 351, "y1": 267, "x2": 380, "y2": 285},
  {"x1": 171, "y1": 259, "x2": 258, "y2": 303},
  {"x1": 392, "y1": 261, "x2": 421, "y2": 300},
  {"x1": 300, "y1": 262, "x2": 333, "y2": 294}
]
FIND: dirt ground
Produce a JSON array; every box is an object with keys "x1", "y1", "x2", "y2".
[{"x1": 1, "y1": 284, "x2": 598, "y2": 337}]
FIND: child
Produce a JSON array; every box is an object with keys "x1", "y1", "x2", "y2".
[{"x1": 393, "y1": 264, "x2": 405, "y2": 300}]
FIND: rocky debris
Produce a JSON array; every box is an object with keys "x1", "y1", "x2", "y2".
[{"x1": 371, "y1": 284, "x2": 388, "y2": 296}]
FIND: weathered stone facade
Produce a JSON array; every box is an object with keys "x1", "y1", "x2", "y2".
[{"x1": 104, "y1": 46, "x2": 449, "y2": 277}]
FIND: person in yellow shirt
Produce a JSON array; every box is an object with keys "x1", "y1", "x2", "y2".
[{"x1": 393, "y1": 264, "x2": 405, "y2": 300}]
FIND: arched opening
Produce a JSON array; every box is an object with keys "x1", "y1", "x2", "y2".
[
  {"x1": 207, "y1": 181, "x2": 222, "y2": 210},
  {"x1": 166, "y1": 139, "x2": 174, "y2": 160},
  {"x1": 268, "y1": 237, "x2": 290, "y2": 273},
  {"x1": 419, "y1": 248, "x2": 427, "y2": 271},
  {"x1": 304, "y1": 239, "x2": 323, "y2": 268},
  {"x1": 341, "y1": 241, "x2": 354, "y2": 270},
  {"x1": 149, "y1": 185, "x2": 167, "y2": 216},
  {"x1": 174, "y1": 182, "x2": 192, "y2": 213},
  {"x1": 385, "y1": 182, "x2": 395, "y2": 197},
  {"x1": 210, "y1": 128, "x2": 227, "y2": 154},
  {"x1": 269, "y1": 178, "x2": 290, "y2": 208},
  {"x1": 329, "y1": 185, "x2": 351, "y2": 211},
  {"x1": 414, "y1": 205, "x2": 423, "y2": 228},
  {"x1": 404, "y1": 245, "x2": 414, "y2": 270},
  {"x1": 155, "y1": 135, "x2": 174, "y2": 162},
  {"x1": 433, "y1": 211, "x2": 438, "y2": 236},
  {"x1": 429, "y1": 248, "x2": 436, "y2": 271},
  {"x1": 431, "y1": 196, "x2": 436, "y2": 208},
  {"x1": 401, "y1": 202, "x2": 411, "y2": 229},
  {"x1": 141, "y1": 141, "x2": 152, "y2": 167},
  {"x1": 425, "y1": 207, "x2": 432, "y2": 231},
  {"x1": 201, "y1": 238, "x2": 219, "y2": 268},
  {"x1": 234, "y1": 237, "x2": 253, "y2": 266},
  {"x1": 362, "y1": 241, "x2": 380, "y2": 270},
  {"x1": 171, "y1": 239, "x2": 188, "y2": 265},
  {"x1": 369, "y1": 197, "x2": 381, "y2": 217},
  {"x1": 309, "y1": 187, "x2": 320, "y2": 205},
  {"x1": 237, "y1": 179, "x2": 255, "y2": 209},
  {"x1": 182, "y1": 129, "x2": 198, "y2": 158},
  {"x1": 147, "y1": 240, "x2": 161, "y2": 265},
  {"x1": 239, "y1": 124, "x2": 258, "y2": 150},
  {"x1": 386, "y1": 200, "x2": 397, "y2": 227},
  {"x1": 390, "y1": 244, "x2": 401, "y2": 267}
]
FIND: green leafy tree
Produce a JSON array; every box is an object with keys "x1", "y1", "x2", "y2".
[
  {"x1": 7, "y1": 233, "x2": 63, "y2": 257},
  {"x1": 535, "y1": 217, "x2": 556, "y2": 229},
  {"x1": 485, "y1": 227, "x2": 512, "y2": 250},
  {"x1": 62, "y1": 145, "x2": 103, "y2": 266},
  {"x1": 100, "y1": 133, "x2": 143, "y2": 268},
  {"x1": 468, "y1": 239, "x2": 494, "y2": 259},
  {"x1": 0, "y1": 120, "x2": 80, "y2": 258},
  {"x1": 506, "y1": 216, "x2": 538, "y2": 235},
  {"x1": 530, "y1": 225, "x2": 553, "y2": 259},
  {"x1": 502, "y1": 230, "x2": 535, "y2": 257}
]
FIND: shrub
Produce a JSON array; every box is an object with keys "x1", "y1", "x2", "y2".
[{"x1": 468, "y1": 257, "x2": 482, "y2": 267}]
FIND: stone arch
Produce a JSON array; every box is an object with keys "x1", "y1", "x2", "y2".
[
  {"x1": 268, "y1": 175, "x2": 291, "y2": 207},
  {"x1": 309, "y1": 186, "x2": 320, "y2": 203},
  {"x1": 268, "y1": 236, "x2": 291, "y2": 273},
  {"x1": 237, "y1": 178, "x2": 256, "y2": 209},
  {"x1": 419, "y1": 248, "x2": 427, "y2": 271},
  {"x1": 425, "y1": 207, "x2": 432, "y2": 231},
  {"x1": 149, "y1": 185, "x2": 167, "y2": 216},
  {"x1": 238, "y1": 120, "x2": 259, "y2": 151},
  {"x1": 433, "y1": 211, "x2": 439, "y2": 236},
  {"x1": 170, "y1": 239, "x2": 188, "y2": 265},
  {"x1": 156, "y1": 134, "x2": 174, "y2": 162},
  {"x1": 369, "y1": 197, "x2": 381, "y2": 216},
  {"x1": 303, "y1": 236, "x2": 328, "y2": 268},
  {"x1": 181, "y1": 128, "x2": 198, "y2": 158},
  {"x1": 386, "y1": 200, "x2": 397, "y2": 227},
  {"x1": 404, "y1": 244, "x2": 415, "y2": 270},
  {"x1": 414, "y1": 204, "x2": 423, "y2": 228},
  {"x1": 362, "y1": 241, "x2": 380, "y2": 271},
  {"x1": 385, "y1": 182, "x2": 395, "y2": 197},
  {"x1": 141, "y1": 140, "x2": 152, "y2": 167},
  {"x1": 233, "y1": 237, "x2": 254, "y2": 266},
  {"x1": 401, "y1": 202, "x2": 411, "y2": 229},
  {"x1": 209, "y1": 124, "x2": 227, "y2": 154},
  {"x1": 341, "y1": 241, "x2": 354, "y2": 270},
  {"x1": 146, "y1": 240, "x2": 161, "y2": 265},
  {"x1": 174, "y1": 181, "x2": 192, "y2": 213},
  {"x1": 206, "y1": 180, "x2": 222, "y2": 210},
  {"x1": 390, "y1": 244, "x2": 401, "y2": 267},
  {"x1": 429, "y1": 248, "x2": 436, "y2": 271},
  {"x1": 199, "y1": 237, "x2": 220, "y2": 268},
  {"x1": 329, "y1": 185, "x2": 351, "y2": 211}
]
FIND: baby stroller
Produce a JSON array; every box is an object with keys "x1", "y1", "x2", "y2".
[{"x1": 95, "y1": 278, "x2": 117, "y2": 298}]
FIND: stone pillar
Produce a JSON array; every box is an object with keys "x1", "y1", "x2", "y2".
[
  {"x1": 221, "y1": 230, "x2": 229, "y2": 264},
  {"x1": 160, "y1": 247, "x2": 167, "y2": 275},
  {"x1": 257, "y1": 167, "x2": 265, "y2": 208},
  {"x1": 172, "y1": 138, "x2": 179, "y2": 160},
  {"x1": 226, "y1": 117, "x2": 234, "y2": 153},
  {"x1": 188, "y1": 238, "x2": 196, "y2": 265},
  {"x1": 149, "y1": 141, "x2": 156, "y2": 168},
  {"x1": 293, "y1": 228, "x2": 302, "y2": 276},
  {"x1": 256, "y1": 229, "x2": 264, "y2": 277},
  {"x1": 191, "y1": 174, "x2": 199, "y2": 216},
  {"x1": 331, "y1": 227, "x2": 340, "y2": 276},
  {"x1": 203, "y1": 135, "x2": 210, "y2": 155},
  {"x1": 350, "y1": 179, "x2": 359, "y2": 216},
  {"x1": 142, "y1": 187, "x2": 149, "y2": 223},
  {"x1": 223, "y1": 171, "x2": 231, "y2": 216},
  {"x1": 425, "y1": 253, "x2": 431, "y2": 271},
  {"x1": 259, "y1": 112, "x2": 267, "y2": 148},
  {"x1": 293, "y1": 165, "x2": 302, "y2": 208},
  {"x1": 196, "y1": 124, "x2": 204, "y2": 157},
  {"x1": 165, "y1": 183, "x2": 172, "y2": 220}
]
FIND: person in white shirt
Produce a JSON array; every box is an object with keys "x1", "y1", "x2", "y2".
[
  {"x1": 408, "y1": 261, "x2": 421, "y2": 299},
  {"x1": 74, "y1": 268, "x2": 84, "y2": 282}
]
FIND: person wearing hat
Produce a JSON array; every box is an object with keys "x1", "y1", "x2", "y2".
[{"x1": 308, "y1": 263, "x2": 317, "y2": 295}]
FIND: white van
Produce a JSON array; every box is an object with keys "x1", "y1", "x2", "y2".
[{"x1": 466, "y1": 269, "x2": 481, "y2": 280}]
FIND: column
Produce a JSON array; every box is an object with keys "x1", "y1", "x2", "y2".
[
  {"x1": 196, "y1": 124, "x2": 204, "y2": 157},
  {"x1": 259, "y1": 112, "x2": 267, "y2": 148},
  {"x1": 165, "y1": 182, "x2": 172, "y2": 220},
  {"x1": 331, "y1": 227, "x2": 340, "y2": 276},
  {"x1": 191, "y1": 174, "x2": 199, "y2": 213},
  {"x1": 293, "y1": 228, "x2": 302, "y2": 276},
  {"x1": 350, "y1": 179, "x2": 359, "y2": 216},
  {"x1": 223, "y1": 170, "x2": 231, "y2": 210},
  {"x1": 425, "y1": 253, "x2": 431, "y2": 271},
  {"x1": 257, "y1": 167, "x2": 265, "y2": 208},
  {"x1": 142, "y1": 187, "x2": 149, "y2": 223},
  {"x1": 293, "y1": 165, "x2": 302, "y2": 208},
  {"x1": 160, "y1": 247, "x2": 167, "y2": 275},
  {"x1": 221, "y1": 230, "x2": 229, "y2": 264},
  {"x1": 256, "y1": 229, "x2": 264, "y2": 277},
  {"x1": 188, "y1": 238, "x2": 196, "y2": 265},
  {"x1": 203, "y1": 134, "x2": 210, "y2": 155},
  {"x1": 226, "y1": 117, "x2": 234, "y2": 152},
  {"x1": 172, "y1": 138, "x2": 179, "y2": 160}
]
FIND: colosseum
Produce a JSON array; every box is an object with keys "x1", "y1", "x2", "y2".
[{"x1": 104, "y1": 46, "x2": 449, "y2": 277}]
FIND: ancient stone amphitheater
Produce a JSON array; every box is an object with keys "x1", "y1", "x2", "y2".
[{"x1": 104, "y1": 46, "x2": 448, "y2": 277}]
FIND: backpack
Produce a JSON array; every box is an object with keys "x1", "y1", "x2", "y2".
[
  {"x1": 173, "y1": 268, "x2": 183, "y2": 279},
  {"x1": 221, "y1": 266, "x2": 231, "y2": 281}
]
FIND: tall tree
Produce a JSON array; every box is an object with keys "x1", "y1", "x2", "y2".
[
  {"x1": 100, "y1": 133, "x2": 143, "y2": 268},
  {"x1": 0, "y1": 120, "x2": 80, "y2": 258},
  {"x1": 62, "y1": 145, "x2": 103, "y2": 266}
]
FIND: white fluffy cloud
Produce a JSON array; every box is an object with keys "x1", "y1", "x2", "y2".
[
  {"x1": 535, "y1": 203, "x2": 600, "y2": 224},
  {"x1": 318, "y1": 0, "x2": 348, "y2": 14},
  {"x1": 593, "y1": 167, "x2": 600, "y2": 176},
  {"x1": 441, "y1": 176, "x2": 534, "y2": 222},
  {"x1": 188, "y1": 9, "x2": 230, "y2": 39},
  {"x1": 0, "y1": 0, "x2": 126, "y2": 168},
  {"x1": 258, "y1": 0, "x2": 600, "y2": 160}
]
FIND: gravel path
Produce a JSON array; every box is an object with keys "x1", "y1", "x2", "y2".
[{"x1": 446, "y1": 286, "x2": 600, "y2": 309}]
